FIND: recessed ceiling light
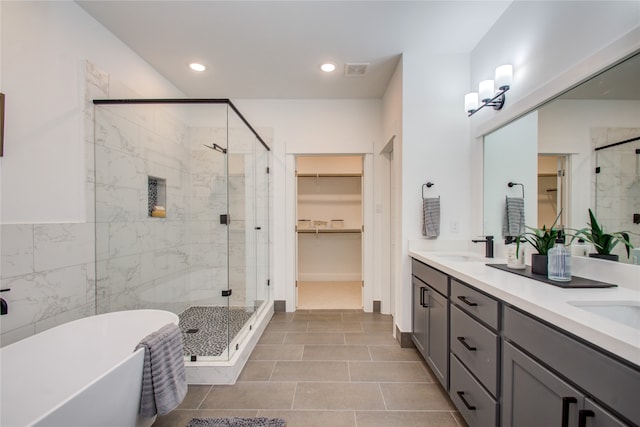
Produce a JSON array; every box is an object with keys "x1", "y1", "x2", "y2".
[
  {"x1": 189, "y1": 63, "x2": 206, "y2": 72},
  {"x1": 320, "y1": 62, "x2": 337, "y2": 73}
]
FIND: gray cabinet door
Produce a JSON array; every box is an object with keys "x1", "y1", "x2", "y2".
[
  {"x1": 503, "y1": 342, "x2": 583, "y2": 427},
  {"x1": 582, "y1": 399, "x2": 629, "y2": 427},
  {"x1": 411, "y1": 277, "x2": 428, "y2": 356},
  {"x1": 426, "y1": 287, "x2": 448, "y2": 388}
]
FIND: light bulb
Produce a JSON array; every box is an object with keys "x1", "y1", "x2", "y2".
[
  {"x1": 189, "y1": 63, "x2": 206, "y2": 72},
  {"x1": 320, "y1": 62, "x2": 336, "y2": 72},
  {"x1": 479, "y1": 80, "x2": 495, "y2": 103},
  {"x1": 465, "y1": 92, "x2": 479, "y2": 113},
  {"x1": 495, "y1": 65, "x2": 513, "y2": 90}
]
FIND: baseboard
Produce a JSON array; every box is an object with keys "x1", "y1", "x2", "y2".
[
  {"x1": 274, "y1": 300, "x2": 286, "y2": 312},
  {"x1": 373, "y1": 300, "x2": 381, "y2": 313},
  {"x1": 396, "y1": 325, "x2": 415, "y2": 349}
]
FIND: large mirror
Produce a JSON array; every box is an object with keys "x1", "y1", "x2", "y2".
[{"x1": 483, "y1": 52, "x2": 640, "y2": 264}]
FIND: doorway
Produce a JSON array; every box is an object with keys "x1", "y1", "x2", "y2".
[
  {"x1": 538, "y1": 155, "x2": 569, "y2": 228},
  {"x1": 295, "y1": 155, "x2": 363, "y2": 310}
]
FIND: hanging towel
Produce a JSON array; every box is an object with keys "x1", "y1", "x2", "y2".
[
  {"x1": 136, "y1": 322, "x2": 187, "y2": 417},
  {"x1": 422, "y1": 197, "x2": 440, "y2": 238},
  {"x1": 502, "y1": 196, "x2": 525, "y2": 237}
]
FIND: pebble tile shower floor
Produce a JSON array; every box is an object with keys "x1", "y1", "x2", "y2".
[
  {"x1": 156, "y1": 310, "x2": 467, "y2": 427},
  {"x1": 179, "y1": 306, "x2": 255, "y2": 357}
]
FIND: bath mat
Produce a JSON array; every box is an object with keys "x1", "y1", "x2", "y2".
[{"x1": 187, "y1": 417, "x2": 286, "y2": 427}]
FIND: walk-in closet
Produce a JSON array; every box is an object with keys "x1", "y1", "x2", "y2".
[{"x1": 296, "y1": 156, "x2": 363, "y2": 309}]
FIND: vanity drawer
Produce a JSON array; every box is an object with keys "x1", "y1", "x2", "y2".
[
  {"x1": 450, "y1": 353, "x2": 498, "y2": 427},
  {"x1": 451, "y1": 279, "x2": 499, "y2": 329},
  {"x1": 412, "y1": 259, "x2": 448, "y2": 296},
  {"x1": 451, "y1": 304, "x2": 499, "y2": 397}
]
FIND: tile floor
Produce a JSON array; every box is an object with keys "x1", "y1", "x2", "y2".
[{"x1": 154, "y1": 310, "x2": 466, "y2": 427}]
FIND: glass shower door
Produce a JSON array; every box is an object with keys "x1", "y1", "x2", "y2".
[
  {"x1": 226, "y1": 111, "x2": 257, "y2": 360},
  {"x1": 595, "y1": 137, "x2": 640, "y2": 263},
  {"x1": 254, "y1": 137, "x2": 270, "y2": 313}
]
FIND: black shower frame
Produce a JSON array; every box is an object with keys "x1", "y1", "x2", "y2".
[
  {"x1": 594, "y1": 135, "x2": 640, "y2": 152},
  {"x1": 92, "y1": 98, "x2": 270, "y2": 151}
]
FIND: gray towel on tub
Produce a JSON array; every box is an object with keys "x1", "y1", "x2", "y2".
[
  {"x1": 502, "y1": 196, "x2": 525, "y2": 237},
  {"x1": 422, "y1": 197, "x2": 440, "y2": 238},
  {"x1": 135, "y1": 322, "x2": 187, "y2": 417}
]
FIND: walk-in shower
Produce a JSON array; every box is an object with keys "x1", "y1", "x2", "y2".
[
  {"x1": 594, "y1": 132, "x2": 640, "y2": 263},
  {"x1": 92, "y1": 99, "x2": 271, "y2": 381}
]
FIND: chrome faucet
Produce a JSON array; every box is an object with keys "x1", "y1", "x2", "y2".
[{"x1": 472, "y1": 236, "x2": 494, "y2": 258}]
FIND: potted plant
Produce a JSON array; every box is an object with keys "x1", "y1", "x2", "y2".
[
  {"x1": 571, "y1": 209, "x2": 633, "y2": 261},
  {"x1": 516, "y1": 214, "x2": 561, "y2": 275}
]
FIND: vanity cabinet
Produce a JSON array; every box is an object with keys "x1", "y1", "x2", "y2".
[
  {"x1": 449, "y1": 278, "x2": 501, "y2": 427},
  {"x1": 411, "y1": 259, "x2": 449, "y2": 389},
  {"x1": 409, "y1": 256, "x2": 640, "y2": 427},
  {"x1": 502, "y1": 306, "x2": 639, "y2": 427}
]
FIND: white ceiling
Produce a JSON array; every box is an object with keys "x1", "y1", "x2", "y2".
[{"x1": 77, "y1": 1, "x2": 513, "y2": 99}]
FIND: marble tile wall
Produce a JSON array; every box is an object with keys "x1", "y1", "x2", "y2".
[
  {"x1": 592, "y1": 127, "x2": 640, "y2": 263},
  {"x1": 1, "y1": 223, "x2": 96, "y2": 345}
]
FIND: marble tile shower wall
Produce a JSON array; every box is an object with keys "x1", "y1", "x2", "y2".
[
  {"x1": 592, "y1": 127, "x2": 640, "y2": 261},
  {"x1": 188, "y1": 126, "x2": 230, "y2": 308},
  {"x1": 95, "y1": 106, "x2": 239, "y2": 315}
]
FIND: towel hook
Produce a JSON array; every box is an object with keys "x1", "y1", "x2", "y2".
[
  {"x1": 508, "y1": 181, "x2": 525, "y2": 198},
  {"x1": 422, "y1": 182, "x2": 435, "y2": 199}
]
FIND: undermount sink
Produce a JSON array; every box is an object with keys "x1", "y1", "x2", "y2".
[
  {"x1": 568, "y1": 300, "x2": 640, "y2": 330},
  {"x1": 435, "y1": 254, "x2": 481, "y2": 262}
]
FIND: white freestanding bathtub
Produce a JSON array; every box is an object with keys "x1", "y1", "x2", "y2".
[{"x1": 0, "y1": 309, "x2": 179, "y2": 427}]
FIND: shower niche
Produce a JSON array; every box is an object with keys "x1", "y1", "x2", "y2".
[
  {"x1": 93, "y1": 99, "x2": 271, "y2": 383},
  {"x1": 148, "y1": 176, "x2": 166, "y2": 217}
]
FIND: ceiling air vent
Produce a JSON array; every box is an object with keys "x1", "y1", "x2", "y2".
[{"x1": 344, "y1": 63, "x2": 369, "y2": 77}]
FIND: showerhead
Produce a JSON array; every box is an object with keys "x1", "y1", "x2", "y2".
[{"x1": 203, "y1": 143, "x2": 227, "y2": 154}]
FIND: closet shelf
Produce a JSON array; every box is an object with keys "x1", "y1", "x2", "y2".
[{"x1": 297, "y1": 228, "x2": 362, "y2": 234}]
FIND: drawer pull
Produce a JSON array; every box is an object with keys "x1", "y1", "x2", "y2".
[
  {"x1": 420, "y1": 287, "x2": 429, "y2": 308},
  {"x1": 561, "y1": 396, "x2": 577, "y2": 427},
  {"x1": 456, "y1": 391, "x2": 476, "y2": 410},
  {"x1": 457, "y1": 336, "x2": 477, "y2": 351},
  {"x1": 457, "y1": 295, "x2": 478, "y2": 307},
  {"x1": 578, "y1": 409, "x2": 595, "y2": 427}
]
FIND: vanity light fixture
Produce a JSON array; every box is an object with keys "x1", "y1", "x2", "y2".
[
  {"x1": 465, "y1": 64, "x2": 513, "y2": 116},
  {"x1": 189, "y1": 62, "x2": 206, "y2": 72},
  {"x1": 320, "y1": 62, "x2": 337, "y2": 73}
]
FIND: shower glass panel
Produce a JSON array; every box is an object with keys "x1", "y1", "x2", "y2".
[
  {"x1": 93, "y1": 99, "x2": 270, "y2": 362},
  {"x1": 595, "y1": 136, "x2": 640, "y2": 264}
]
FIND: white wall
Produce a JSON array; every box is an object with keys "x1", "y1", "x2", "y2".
[
  {"x1": 0, "y1": 1, "x2": 183, "y2": 224},
  {"x1": 398, "y1": 52, "x2": 471, "y2": 331},
  {"x1": 469, "y1": 1, "x2": 640, "y2": 239}
]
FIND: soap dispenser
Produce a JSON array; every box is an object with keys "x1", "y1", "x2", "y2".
[
  {"x1": 571, "y1": 238, "x2": 589, "y2": 257},
  {"x1": 548, "y1": 231, "x2": 571, "y2": 282},
  {"x1": 506, "y1": 237, "x2": 526, "y2": 269}
]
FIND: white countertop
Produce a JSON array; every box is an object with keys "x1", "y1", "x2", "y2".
[{"x1": 409, "y1": 250, "x2": 640, "y2": 367}]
